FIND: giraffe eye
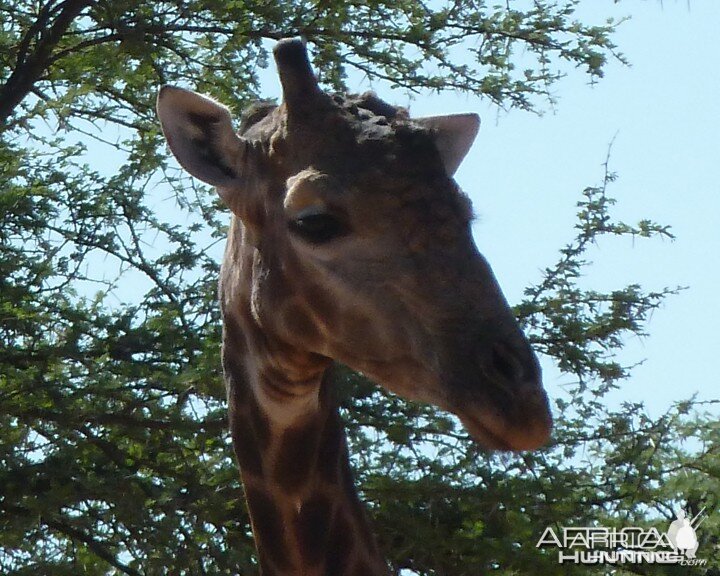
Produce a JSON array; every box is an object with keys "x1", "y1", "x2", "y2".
[{"x1": 289, "y1": 211, "x2": 346, "y2": 244}]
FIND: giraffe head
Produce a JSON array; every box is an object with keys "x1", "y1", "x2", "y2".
[{"x1": 157, "y1": 39, "x2": 552, "y2": 451}]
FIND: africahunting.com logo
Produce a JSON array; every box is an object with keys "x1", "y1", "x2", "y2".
[{"x1": 537, "y1": 507, "x2": 709, "y2": 566}]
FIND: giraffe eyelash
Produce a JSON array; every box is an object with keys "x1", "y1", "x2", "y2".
[{"x1": 288, "y1": 212, "x2": 348, "y2": 244}]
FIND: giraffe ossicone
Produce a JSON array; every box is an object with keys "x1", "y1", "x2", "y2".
[{"x1": 158, "y1": 38, "x2": 552, "y2": 576}]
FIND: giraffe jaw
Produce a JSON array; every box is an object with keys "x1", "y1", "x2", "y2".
[
  {"x1": 346, "y1": 353, "x2": 552, "y2": 452},
  {"x1": 454, "y1": 388, "x2": 553, "y2": 452},
  {"x1": 459, "y1": 412, "x2": 551, "y2": 451}
]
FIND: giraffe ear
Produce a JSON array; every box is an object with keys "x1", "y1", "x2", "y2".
[
  {"x1": 414, "y1": 113, "x2": 480, "y2": 176},
  {"x1": 157, "y1": 86, "x2": 250, "y2": 188}
]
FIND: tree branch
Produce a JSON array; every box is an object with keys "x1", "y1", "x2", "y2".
[
  {"x1": 45, "y1": 516, "x2": 143, "y2": 576},
  {"x1": 17, "y1": 405, "x2": 226, "y2": 433},
  {"x1": 0, "y1": 0, "x2": 94, "y2": 127}
]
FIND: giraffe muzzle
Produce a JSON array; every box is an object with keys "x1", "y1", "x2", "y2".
[{"x1": 448, "y1": 332, "x2": 552, "y2": 451}]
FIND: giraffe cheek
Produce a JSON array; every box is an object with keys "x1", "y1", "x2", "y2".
[
  {"x1": 351, "y1": 358, "x2": 441, "y2": 406},
  {"x1": 279, "y1": 301, "x2": 325, "y2": 350},
  {"x1": 302, "y1": 283, "x2": 340, "y2": 330},
  {"x1": 333, "y1": 309, "x2": 406, "y2": 364}
]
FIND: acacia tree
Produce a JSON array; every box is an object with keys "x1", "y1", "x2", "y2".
[{"x1": 0, "y1": 1, "x2": 717, "y2": 574}]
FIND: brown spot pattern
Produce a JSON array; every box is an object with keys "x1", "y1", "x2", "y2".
[
  {"x1": 222, "y1": 315, "x2": 252, "y2": 405},
  {"x1": 249, "y1": 401, "x2": 271, "y2": 449},
  {"x1": 341, "y1": 463, "x2": 380, "y2": 554},
  {"x1": 223, "y1": 314, "x2": 247, "y2": 349},
  {"x1": 325, "y1": 511, "x2": 354, "y2": 575},
  {"x1": 294, "y1": 493, "x2": 334, "y2": 565},
  {"x1": 273, "y1": 417, "x2": 322, "y2": 491},
  {"x1": 317, "y1": 414, "x2": 345, "y2": 484},
  {"x1": 230, "y1": 410, "x2": 264, "y2": 478},
  {"x1": 222, "y1": 350, "x2": 249, "y2": 403},
  {"x1": 245, "y1": 487, "x2": 291, "y2": 570},
  {"x1": 351, "y1": 560, "x2": 377, "y2": 576}
]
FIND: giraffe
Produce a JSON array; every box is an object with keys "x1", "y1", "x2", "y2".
[{"x1": 157, "y1": 39, "x2": 552, "y2": 576}]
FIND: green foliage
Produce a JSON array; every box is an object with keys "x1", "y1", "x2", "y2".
[{"x1": 0, "y1": 1, "x2": 717, "y2": 575}]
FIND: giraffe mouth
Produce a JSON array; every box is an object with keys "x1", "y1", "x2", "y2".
[
  {"x1": 460, "y1": 414, "x2": 513, "y2": 450},
  {"x1": 443, "y1": 334, "x2": 552, "y2": 451},
  {"x1": 458, "y1": 404, "x2": 552, "y2": 452}
]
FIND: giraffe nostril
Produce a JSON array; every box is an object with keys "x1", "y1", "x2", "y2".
[{"x1": 489, "y1": 342, "x2": 525, "y2": 383}]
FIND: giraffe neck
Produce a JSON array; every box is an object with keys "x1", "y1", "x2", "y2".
[{"x1": 222, "y1": 315, "x2": 389, "y2": 576}]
